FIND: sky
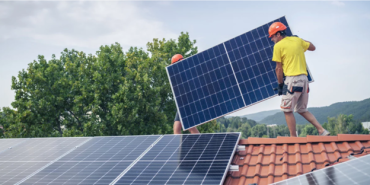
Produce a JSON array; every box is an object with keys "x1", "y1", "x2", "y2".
[{"x1": 1, "y1": 1, "x2": 370, "y2": 117}]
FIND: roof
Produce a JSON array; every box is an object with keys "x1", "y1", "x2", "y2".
[{"x1": 224, "y1": 134, "x2": 370, "y2": 185}]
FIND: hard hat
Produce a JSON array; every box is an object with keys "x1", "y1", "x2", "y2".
[
  {"x1": 171, "y1": 54, "x2": 184, "y2": 64},
  {"x1": 268, "y1": 22, "x2": 287, "y2": 38}
]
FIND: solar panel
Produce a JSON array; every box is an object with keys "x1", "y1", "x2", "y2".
[
  {"x1": 0, "y1": 137, "x2": 90, "y2": 185},
  {"x1": 272, "y1": 154, "x2": 370, "y2": 185},
  {"x1": 166, "y1": 16, "x2": 314, "y2": 130},
  {"x1": 0, "y1": 138, "x2": 28, "y2": 154},
  {"x1": 114, "y1": 133, "x2": 241, "y2": 185},
  {"x1": 20, "y1": 135, "x2": 161, "y2": 185}
]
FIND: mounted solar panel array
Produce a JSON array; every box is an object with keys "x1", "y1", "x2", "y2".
[
  {"x1": 0, "y1": 137, "x2": 90, "y2": 185},
  {"x1": 0, "y1": 133, "x2": 240, "y2": 185},
  {"x1": 115, "y1": 133, "x2": 240, "y2": 185},
  {"x1": 20, "y1": 136, "x2": 160, "y2": 185},
  {"x1": 166, "y1": 16, "x2": 314, "y2": 130},
  {"x1": 272, "y1": 154, "x2": 370, "y2": 185}
]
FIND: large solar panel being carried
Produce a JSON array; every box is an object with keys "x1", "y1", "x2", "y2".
[
  {"x1": 166, "y1": 16, "x2": 314, "y2": 130},
  {"x1": 272, "y1": 154, "x2": 370, "y2": 185}
]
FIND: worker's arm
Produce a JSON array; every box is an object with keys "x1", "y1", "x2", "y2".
[
  {"x1": 303, "y1": 39, "x2": 316, "y2": 51},
  {"x1": 275, "y1": 62, "x2": 284, "y2": 84}
]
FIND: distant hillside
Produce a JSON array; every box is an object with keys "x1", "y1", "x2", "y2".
[
  {"x1": 240, "y1": 109, "x2": 280, "y2": 122},
  {"x1": 260, "y1": 98, "x2": 370, "y2": 125}
]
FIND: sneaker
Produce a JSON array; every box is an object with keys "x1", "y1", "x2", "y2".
[{"x1": 320, "y1": 130, "x2": 330, "y2": 136}]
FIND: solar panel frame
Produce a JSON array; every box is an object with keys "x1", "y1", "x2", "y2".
[
  {"x1": 166, "y1": 16, "x2": 315, "y2": 130},
  {"x1": 114, "y1": 133, "x2": 241, "y2": 185}
]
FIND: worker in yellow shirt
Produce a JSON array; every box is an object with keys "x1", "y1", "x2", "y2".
[
  {"x1": 171, "y1": 54, "x2": 200, "y2": 135},
  {"x1": 269, "y1": 22, "x2": 329, "y2": 137}
]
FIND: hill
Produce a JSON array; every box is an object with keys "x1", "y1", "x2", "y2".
[
  {"x1": 259, "y1": 98, "x2": 370, "y2": 125},
  {"x1": 240, "y1": 109, "x2": 280, "y2": 122}
]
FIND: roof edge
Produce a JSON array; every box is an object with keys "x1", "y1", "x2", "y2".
[{"x1": 239, "y1": 134, "x2": 370, "y2": 145}]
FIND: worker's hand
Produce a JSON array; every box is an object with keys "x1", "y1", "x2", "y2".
[{"x1": 273, "y1": 83, "x2": 284, "y2": 96}]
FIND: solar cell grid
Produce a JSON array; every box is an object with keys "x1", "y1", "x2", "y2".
[
  {"x1": 116, "y1": 133, "x2": 240, "y2": 185},
  {"x1": 168, "y1": 45, "x2": 244, "y2": 130},
  {"x1": 0, "y1": 162, "x2": 48, "y2": 185},
  {"x1": 167, "y1": 16, "x2": 314, "y2": 130},
  {"x1": 21, "y1": 135, "x2": 160, "y2": 185},
  {"x1": 0, "y1": 137, "x2": 90, "y2": 185},
  {"x1": 0, "y1": 138, "x2": 28, "y2": 154},
  {"x1": 273, "y1": 154, "x2": 370, "y2": 185},
  {"x1": 0, "y1": 137, "x2": 89, "y2": 161}
]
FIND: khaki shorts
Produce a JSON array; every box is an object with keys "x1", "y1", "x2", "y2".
[{"x1": 280, "y1": 75, "x2": 309, "y2": 113}]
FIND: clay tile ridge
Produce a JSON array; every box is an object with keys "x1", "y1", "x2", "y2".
[{"x1": 238, "y1": 134, "x2": 370, "y2": 145}]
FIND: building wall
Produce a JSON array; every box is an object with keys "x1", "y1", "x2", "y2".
[{"x1": 362, "y1": 122, "x2": 370, "y2": 130}]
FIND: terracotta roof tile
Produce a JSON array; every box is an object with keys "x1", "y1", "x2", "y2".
[{"x1": 224, "y1": 134, "x2": 370, "y2": 185}]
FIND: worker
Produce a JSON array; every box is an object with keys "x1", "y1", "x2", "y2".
[
  {"x1": 171, "y1": 54, "x2": 200, "y2": 134},
  {"x1": 269, "y1": 22, "x2": 329, "y2": 137}
]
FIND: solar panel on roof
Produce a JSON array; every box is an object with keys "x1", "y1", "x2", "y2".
[
  {"x1": 20, "y1": 135, "x2": 161, "y2": 185},
  {"x1": 0, "y1": 134, "x2": 240, "y2": 185},
  {"x1": 166, "y1": 16, "x2": 314, "y2": 130},
  {"x1": 0, "y1": 138, "x2": 28, "y2": 154},
  {"x1": 0, "y1": 137, "x2": 89, "y2": 185},
  {"x1": 272, "y1": 154, "x2": 370, "y2": 185},
  {"x1": 114, "y1": 133, "x2": 240, "y2": 185}
]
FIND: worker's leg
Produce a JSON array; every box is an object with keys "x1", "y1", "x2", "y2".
[
  {"x1": 280, "y1": 76, "x2": 299, "y2": 137},
  {"x1": 284, "y1": 112, "x2": 297, "y2": 137},
  {"x1": 295, "y1": 76, "x2": 326, "y2": 135},
  {"x1": 173, "y1": 121, "x2": 182, "y2": 134},
  {"x1": 188, "y1": 127, "x2": 200, "y2": 134},
  {"x1": 173, "y1": 112, "x2": 182, "y2": 134},
  {"x1": 299, "y1": 111, "x2": 325, "y2": 134}
]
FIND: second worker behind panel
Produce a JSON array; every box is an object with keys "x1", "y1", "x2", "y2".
[
  {"x1": 171, "y1": 54, "x2": 200, "y2": 135},
  {"x1": 268, "y1": 22, "x2": 330, "y2": 137}
]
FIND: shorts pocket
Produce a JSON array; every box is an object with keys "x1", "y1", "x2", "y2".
[{"x1": 280, "y1": 98, "x2": 292, "y2": 109}]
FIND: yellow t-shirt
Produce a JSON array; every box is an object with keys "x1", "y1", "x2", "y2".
[{"x1": 272, "y1": 36, "x2": 310, "y2": 76}]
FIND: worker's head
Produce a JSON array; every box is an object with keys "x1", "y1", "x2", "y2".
[
  {"x1": 268, "y1": 22, "x2": 287, "y2": 44},
  {"x1": 171, "y1": 54, "x2": 184, "y2": 64}
]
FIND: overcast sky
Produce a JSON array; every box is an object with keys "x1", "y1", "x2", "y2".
[{"x1": 1, "y1": 1, "x2": 370, "y2": 117}]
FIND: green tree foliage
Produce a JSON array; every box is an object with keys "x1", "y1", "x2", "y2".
[
  {"x1": 250, "y1": 124, "x2": 267, "y2": 137},
  {"x1": 299, "y1": 124, "x2": 318, "y2": 137},
  {"x1": 2, "y1": 32, "x2": 220, "y2": 138},
  {"x1": 325, "y1": 114, "x2": 369, "y2": 135},
  {"x1": 217, "y1": 114, "x2": 369, "y2": 139}
]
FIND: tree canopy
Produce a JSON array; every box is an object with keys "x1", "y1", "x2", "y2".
[{"x1": 1, "y1": 32, "x2": 220, "y2": 138}]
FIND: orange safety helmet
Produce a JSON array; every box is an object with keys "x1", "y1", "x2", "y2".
[
  {"x1": 171, "y1": 54, "x2": 184, "y2": 64},
  {"x1": 268, "y1": 22, "x2": 287, "y2": 38}
]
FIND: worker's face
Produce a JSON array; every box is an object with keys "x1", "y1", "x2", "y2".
[{"x1": 271, "y1": 33, "x2": 282, "y2": 44}]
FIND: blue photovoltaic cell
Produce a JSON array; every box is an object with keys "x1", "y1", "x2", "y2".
[
  {"x1": 0, "y1": 137, "x2": 90, "y2": 185},
  {"x1": 166, "y1": 16, "x2": 314, "y2": 130},
  {"x1": 273, "y1": 154, "x2": 370, "y2": 185},
  {"x1": 116, "y1": 133, "x2": 240, "y2": 185},
  {"x1": 167, "y1": 44, "x2": 244, "y2": 130},
  {"x1": 20, "y1": 136, "x2": 160, "y2": 185}
]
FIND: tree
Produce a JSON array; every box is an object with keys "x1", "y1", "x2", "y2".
[
  {"x1": 237, "y1": 123, "x2": 252, "y2": 138},
  {"x1": 251, "y1": 124, "x2": 267, "y2": 137},
  {"x1": 11, "y1": 53, "x2": 76, "y2": 137},
  {"x1": 299, "y1": 124, "x2": 318, "y2": 137},
  {"x1": 6, "y1": 32, "x2": 222, "y2": 137}
]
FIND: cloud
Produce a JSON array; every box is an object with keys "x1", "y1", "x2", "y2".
[
  {"x1": 0, "y1": 1, "x2": 177, "y2": 51},
  {"x1": 331, "y1": 1, "x2": 345, "y2": 7}
]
